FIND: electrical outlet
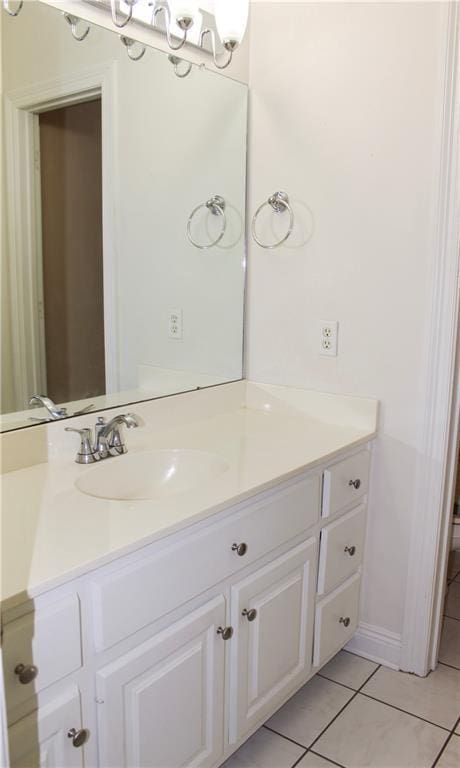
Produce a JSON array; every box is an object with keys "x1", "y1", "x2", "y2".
[
  {"x1": 169, "y1": 308, "x2": 183, "y2": 339},
  {"x1": 320, "y1": 320, "x2": 338, "y2": 356}
]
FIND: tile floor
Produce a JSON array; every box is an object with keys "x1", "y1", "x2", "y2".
[{"x1": 223, "y1": 551, "x2": 460, "y2": 768}]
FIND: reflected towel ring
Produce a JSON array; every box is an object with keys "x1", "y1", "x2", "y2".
[
  {"x1": 168, "y1": 55, "x2": 192, "y2": 78},
  {"x1": 120, "y1": 35, "x2": 146, "y2": 61},
  {"x1": 2, "y1": 0, "x2": 23, "y2": 16},
  {"x1": 64, "y1": 13, "x2": 90, "y2": 42},
  {"x1": 252, "y1": 191, "x2": 294, "y2": 249},
  {"x1": 187, "y1": 196, "x2": 226, "y2": 250}
]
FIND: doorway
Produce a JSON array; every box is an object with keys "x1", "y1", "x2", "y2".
[{"x1": 38, "y1": 98, "x2": 105, "y2": 403}]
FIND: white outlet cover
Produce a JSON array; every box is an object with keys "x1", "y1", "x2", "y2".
[{"x1": 320, "y1": 320, "x2": 338, "y2": 356}]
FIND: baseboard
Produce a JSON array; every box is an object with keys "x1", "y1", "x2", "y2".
[{"x1": 345, "y1": 622, "x2": 402, "y2": 669}]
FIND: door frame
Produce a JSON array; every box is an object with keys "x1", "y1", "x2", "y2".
[
  {"x1": 400, "y1": 1, "x2": 460, "y2": 676},
  {"x1": 4, "y1": 61, "x2": 119, "y2": 409}
]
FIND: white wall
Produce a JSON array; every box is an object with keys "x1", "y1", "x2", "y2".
[{"x1": 246, "y1": 1, "x2": 447, "y2": 651}]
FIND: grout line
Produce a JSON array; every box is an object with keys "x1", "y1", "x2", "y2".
[
  {"x1": 263, "y1": 724, "x2": 309, "y2": 751},
  {"x1": 438, "y1": 660, "x2": 460, "y2": 672},
  {"x1": 308, "y1": 748, "x2": 347, "y2": 768},
  {"x1": 290, "y1": 748, "x2": 309, "y2": 768},
  {"x1": 316, "y1": 673, "x2": 357, "y2": 692},
  {"x1": 305, "y1": 664, "x2": 383, "y2": 753},
  {"x1": 358, "y1": 692, "x2": 451, "y2": 732},
  {"x1": 431, "y1": 716, "x2": 460, "y2": 768},
  {"x1": 443, "y1": 613, "x2": 460, "y2": 622}
]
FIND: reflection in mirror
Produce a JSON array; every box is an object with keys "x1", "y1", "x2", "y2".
[{"x1": 1, "y1": 0, "x2": 247, "y2": 431}]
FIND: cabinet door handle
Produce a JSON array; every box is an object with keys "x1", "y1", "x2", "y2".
[
  {"x1": 67, "y1": 728, "x2": 89, "y2": 748},
  {"x1": 348, "y1": 479, "x2": 361, "y2": 490},
  {"x1": 339, "y1": 616, "x2": 351, "y2": 627},
  {"x1": 242, "y1": 608, "x2": 257, "y2": 622},
  {"x1": 344, "y1": 545, "x2": 356, "y2": 556},
  {"x1": 14, "y1": 664, "x2": 38, "y2": 685},
  {"x1": 232, "y1": 542, "x2": 248, "y2": 556},
  {"x1": 217, "y1": 626, "x2": 234, "y2": 640}
]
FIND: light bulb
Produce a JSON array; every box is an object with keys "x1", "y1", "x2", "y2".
[
  {"x1": 168, "y1": 0, "x2": 197, "y2": 30},
  {"x1": 215, "y1": 0, "x2": 249, "y2": 48}
]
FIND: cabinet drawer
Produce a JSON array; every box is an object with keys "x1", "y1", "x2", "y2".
[
  {"x1": 313, "y1": 572, "x2": 361, "y2": 668},
  {"x1": 317, "y1": 505, "x2": 366, "y2": 595},
  {"x1": 322, "y1": 450, "x2": 370, "y2": 518},
  {"x1": 91, "y1": 474, "x2": 320, "y2": 651},
  {"x1": 8, "y1": 687, "x2": 83, "y2": 768},
  {"x1": 3, "y1": 595, "x2": 82, "y2": 714}
]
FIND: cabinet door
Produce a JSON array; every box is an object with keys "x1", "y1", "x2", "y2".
[
  {"x1": 96, "y1": 596, "x2": 225, "y2": 768},
  {"x1": 229, "y1": 539, "x2": 317, "y2": 742},
  {"x1": 8, "y1": 688, "x2": 84, "y2": 768}
]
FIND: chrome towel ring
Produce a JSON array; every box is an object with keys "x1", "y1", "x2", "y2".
[
  {"x1": 187, "y1": 196, "x2": 227, "y2": 250},
  {"x1": 252, "y1": 191, "x2": 294, "y2": 249}
]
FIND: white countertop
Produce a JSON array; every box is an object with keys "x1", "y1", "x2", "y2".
[{"x1": 0, "y1": 382, "x2": 378, "y2": 608}]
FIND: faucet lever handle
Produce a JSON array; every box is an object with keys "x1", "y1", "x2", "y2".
[{"x1": 65, "y1": 427, "x2": 99, "y2": 464}]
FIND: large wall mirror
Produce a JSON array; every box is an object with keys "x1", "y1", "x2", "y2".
[{"x1": 1, "y1": 0, "x2": 247, "y2": 432}]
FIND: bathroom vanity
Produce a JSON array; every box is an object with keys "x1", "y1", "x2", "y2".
[{"x1": 1, "y1": 382, "x2": 378, "y2": 768}]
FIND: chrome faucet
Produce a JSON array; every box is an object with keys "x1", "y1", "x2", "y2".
[
  {"x1": 29, "y1": 394, "x2": 68, "y2": 420},
  {"x1": 65, "y1": 413, "x2": 142, "y2": 464}
]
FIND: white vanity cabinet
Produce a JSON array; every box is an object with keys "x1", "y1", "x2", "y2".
[
  {"x1": 96, "y1": 596, "x2": 226, "y2": 768},
  {"x1": 2, "y1": 444, "x2": 372, "y2": 768}
]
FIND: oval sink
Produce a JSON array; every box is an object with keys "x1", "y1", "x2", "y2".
[{"x1": 75, "y1": 449, "x2": 229, "y2": 501}]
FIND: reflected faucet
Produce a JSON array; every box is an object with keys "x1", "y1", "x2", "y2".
[{"x1": 29, "y1": 395, "x2": 68, "y2": 420}]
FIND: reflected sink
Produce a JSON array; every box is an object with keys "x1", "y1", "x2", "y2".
[{"x1": 75, "y1": 449, "x2": 229, "y2": 501}]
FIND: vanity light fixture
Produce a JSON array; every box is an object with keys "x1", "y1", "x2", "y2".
[
  {"x1": 199, "y1": 0, "x2": 249, "y2": 69},
  {"x1": 2, "y1": 0, "x2": 23, "y2": 16},
  {"x1": 110, "y1": 0, "x2": 140, "y2": 28}
]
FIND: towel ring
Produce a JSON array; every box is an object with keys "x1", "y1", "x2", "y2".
[
  {"x1": 252, "y1": 191, "x2": 294, "y2": 249},
  {"x1": 120, "y1": 36, "x2": 146, "y2": 61},
  {"x1": 2, "y1": 0, "x2": 23, "y2": 16},
  {"x1": 187, "y1": 196, "x2": 226, "y2": 250},
  {"x1": 64, "y1": 14, "x2": 90, "y2": 42}
]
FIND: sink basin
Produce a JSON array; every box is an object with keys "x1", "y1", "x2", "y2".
[{"x1": 75, "y1": 449, "x2": 229, "y2": 501}]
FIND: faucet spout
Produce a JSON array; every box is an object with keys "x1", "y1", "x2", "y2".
[{"x1": 98, "y1": 413, "x2": 141, "y2": 439}]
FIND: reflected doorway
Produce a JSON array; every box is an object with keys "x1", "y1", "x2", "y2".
[{"x1": 38, "y1": 98, "x2": 105, "y2": 403}]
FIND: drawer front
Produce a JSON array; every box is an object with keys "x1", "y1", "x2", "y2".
[
  {"x1": 8, "y1": 687, "x2": 83, "y2": 768},
  {"x1": 3, "y1": 595, "x2": 82, "y2": 714},
  {"x1": 91, "y1": 474, "x2": 320, "y2": 651},
  {"x1": 313, "y1": 572, "x2": 361, "y2": 668},
  {"x1": 317, "y1": 505, "x2": 367, "y2": 595},
  {"x1": 322, "y1": 450, "x2": 370, "y2": 518}
]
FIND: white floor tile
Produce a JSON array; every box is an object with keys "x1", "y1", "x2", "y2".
[
  {"x1": 437, "y1": 735, "x2": 460, "y2": 768},
  {"x1": 297, "y1": 751, "x2": 339, "y2": 768},
  {"x1": 361, "y1": 664, "x2": 460, "y2": 730},
  {"x1": 222, "y1": 727, "x2": 305, "y2": 768},
  {"x1": 265, "y1": 676, "x2": 354, "y2": 748},
  {"x1": 439, "y1": 618, "x2": 460, "y2": 669},
  {"x1": 319, "y1": 651, "x2": 378, "y2": 690},
  {"x1": 445, "y1": 581, "x2": 460, "y2": 619},
  {"x1": 313, "y1": 694, "x2": 448, "y2": 768}
]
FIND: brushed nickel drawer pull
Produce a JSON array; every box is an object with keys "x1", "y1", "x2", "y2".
[
  {"x1": 232, "y1": 542, "x2": 248, "y2": 557},
  {"x1": 14, "y1": 664, "x2": 38, "y2": 685},
  {"x1": 344, "y1": 545, "x2": 356, "y2": 556},
  {"x1": 339, "y1": 616, "x2": 351, "y2": 627},
  {"x1": 242, "y1": 608, "x2": 257, "y2": 622},
  {"x1": 217, "y1": 626, "x2": 234, "y2": 640},
  {"x1": 67, "y1": 728, "x2": 89, "y2": 748},
  {"x1": 348, "y1": 479, "x2": 361, "y2": 490}
]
